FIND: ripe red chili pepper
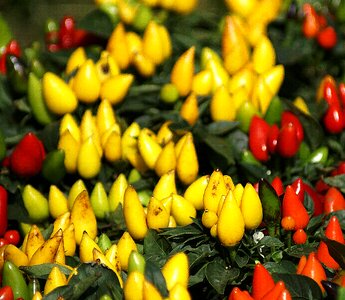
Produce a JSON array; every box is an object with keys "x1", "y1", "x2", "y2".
[
  {"x1": 282, "y1": 185, "x2": 309, "y2": 229},
  {"x1": 291, "y1": 177, "x2": 305, "y2": 203},
  {"x1": 228, "y1": 287, "x2": 254, "y2": 300},
  {"x1": 261, "y1": 281, "x2": 286, "y2": 300},
  {"x1": 0, "y1": 185, "x2": 8, "y2": 237},
  {"x1": 296, "y1": 255, "x2": 307, "y2": 274},
  {"x1": 59, "y1": 16, "x2": 76, "y2": 49},
  {"x1": 317, "y1": 26, "x2": 337, "y2": 50},
  {"x1": 0, "y1": 286, "x2": 14, "y2": 300},
  {"x1": 317, "y1": 215, "x2": 345, "y2": 269},
  {"x1": 323, "y1": 103, "x2": 345, "y2": 134},
  {"x1": 251, "y1": 263, "x2": 275, "y2": 300},
  {"x1": 323, "y1": 187, "x2": 345, "y2": 215},
  {"x1": 281, "y1": 111, "x2": 304, "y2": 143},
  {"x1": 339, "y1": 83, "x2": 345, "y2": 108},
  {"x1": 271, "y1": 176, "x2": 284, "y2": 197},
  {"x1": 249, "y1": 116, "x2": 270, "y2": 162},
  {"x1": 302, "y1": 3, "x2": 320, "y2": 39},
  {"x1": 276, "y1": 124, "x2": 300, "y2": 158},
  {"x1": 4, "y1": 230, "x2": 20, "y2": 247},
  {"x1": 9, "y1": 132, "x2": 46, "y2": 178},
  {"x1": 267, "y1": 124, "x2": 279, "y2": 154},
  {"x1": 277, "y1": 289, "x2": 292, "y2": 300},
  {"x1": 300, "y1": 252, "x2": 327, "y2": 292},
  {"x1": 0, "y1": 238, "x2": 9, "y2": 247},
  {"x1": 292, "y1": 229, "x2": 307, "y2": 245}
]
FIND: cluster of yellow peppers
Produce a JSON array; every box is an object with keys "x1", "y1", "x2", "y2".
[
  {"x1": 163, "y1": 0, "x2": 285, "y2": 131},
  {"x1": 95, "y1": 0, "x2": 198, "y2": 17}
]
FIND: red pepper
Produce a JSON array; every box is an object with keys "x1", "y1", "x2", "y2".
[
  {"x1": 9, "y1": 132, "x2": 46, "y2": 178},
  {"x1": 0, "y1": 185, "x2": 8, "y2": 237},
  {"x1": 281, "y1": 111, "x2": 304, "y2": 143},
  {"x1": 296, "y1": 255, "x2": 307, "y2": 274},
  {"x1": 249, "y1": 116, "x2": 270, "y2": 162},
  {"x1": 251, "y1": 263, "x2": 275, "y2": 300},
  {"x1": 267, "y1": 124, "x2": 279, "y2": 154},
  {"x1": 59, "y1": 16, "x2": 76, "y2": 49},
  {"x1": 292, "y1": 229, "x2": 307, "y2": 245},
  {"x1": 302, "y1": 3, "x2": 320, "y2": 39},
  {"x1": 339, "y1": 83, "x2": 345, "y2": 108},
  {"x1": 323, "y1": 103, "x2": 345, "y2": 134},
  {"x1": 282, "y1": 185, "x2": 309, "y2": 229},
  {"x1": 317, "y1": 215, "x2": 345, "y2": 269},
  {"x1": 4, "y1": 230, "x2": 20, "y2": 246},
  {"x1": 228, "y1": 287, "x2": 254, "y2": 300},
  {"x1": 323, "y1": 187, "x2": 345, "y2": 215},
  {"x1": 277, "y1": 289, "x2": 292, "y2": 300},
  {"x1": 323, "y1": 80, "x2": 341, "y2": 107},
  {"x1": 276, "y1": 124, "x2": 300, "y2": 158},
  {"x1": 291, "y1": 177, "x2": 305, "y2": 203},
  {"x1": 317, "y1": 26, "x2": 337, "y2": 50},
  {"x1": 271, "y1": 176, "x2": 284, "y2": 197},
  {"x1": 0, "y1": 286, "x2": 14, "y2": 300},
  {"x1": 261, "y1": 281, "x2": 286, "y2": 300},
  {"x1": 300, "y1": 252, "x2": 327, "y2": 292}
]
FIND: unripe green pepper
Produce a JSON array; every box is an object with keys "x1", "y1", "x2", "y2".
[
  {"x1": 128, "y1": 250, "x2": 146, "y2": 274},
  {"x1": 97, "y1": 233, "x2": 112, "y2": 253},
  {"x1": 2, "y1": 260, "x2": 30, "y2": 300},
  {"x1": 264, "y1": 95, "x2": 283, "y2": 125},
  {"x1": 41, "y1": 149, "x2": 66, "y2": 183},
  {"x1": 90, "y1": 182, "x2": 110, "y2": 219},
  {"x1": 307, "y1": 146, "x2": 329, "y2": 164},
  {"x1": 241, "y1": 149, "x2": 262, "y2": 166},
  {"x1": 22, "y1": 184, "x2": 49, "y2": 222},
  {"x1": 27, "y1": 277, "x2": 40, "y2": 300},
  {"x1": 297, "y1": 141, "x2": 311, "y2": 162}
]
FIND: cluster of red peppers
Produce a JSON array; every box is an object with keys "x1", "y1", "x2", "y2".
[
  {"x1": 302, "y1": 3, "x2": 337, "y2": 49},
  {"x1": 45, "y1": 16, "x2": 99, "y2": 52},
  {"x1": 0, "y1": 40, "x2": 21, "y2": 75},
  {"x1": 317, "y1": 75, "x2": 345, "y2": 134},
  {"x1": 249, "y1": 111, "x2": 304, "y2": 162}
]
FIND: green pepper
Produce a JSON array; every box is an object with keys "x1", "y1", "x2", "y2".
[
  {"x1": 27, "y1": 277, "x2": 40, "y2": 300},
  {"x1": 97, "y1": 233, "x2": 112, "y2": 253},
  {"x1": 0, "y1": 13, "x2": 12, "y2": 51},
  {"x1": 306, "y1": 146, "x2": 328, "y2": 164},
  {"x1": 258, "y1": 178, "x2": 281, "y2": 237},
  {"x1": 264, "y1": 95, "x2": 283, "y2": 125},
  {"x1": 6, "y1": 54, "x2": 28, "y2": 95},
  {"x1": 297, "y1": 141, "x2": 311, "y2": 162},
  {"x1": 128, "y1": 250, "x2": 146, "y2": 274},
  {"x1": 241, "y1": 149, "x2": 262, "y2": 166},
  {"x1": 2, "y1": 260, "x2": 30, "y2": 300},
  {"x1": 27, "y1": 72, "x2": 55, "y2": 126},
  {"x1": 41, "y1": 149, "x2": 66, "y2": 183}
]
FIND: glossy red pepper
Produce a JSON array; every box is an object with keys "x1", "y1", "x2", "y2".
[
  {"x1": 59, "y1": 16, "x2": 76, "y2": 49},
  {"x1": 317, "y1": 26, "x2": 337, "y2": 50},
  {"x1": 292, "y1": 229, "x2": 307, "y2": 245},
  {"x1": 291, "y1": 177, "x2": 305, "y2": 203},
  {"x1": 267, "y1": 124, "x2": 279, "y2": 154},
  {"x1": 0, "y1": 185, "x2": 8, "y2": 236},
  {"x1": 323, "y1": 104, "x2": 345, "y2": 134},
  {"x1": 9, "y1": 132, "x2": 46, "y2": 178},
  {"x1": 276, "y1": 124, "x2": 300, "y2": 158},
  {"x1": 249, "y1": 116, "x2": 270, "y2": 162},
  {"x1": 251, "y1": 263, "x2": 275, "y2": 300},
  {"x1": 261, "y1": 281, "x2": 286, "y2": 300},
  {"x1": 323, "y1": 80, "x2": 341, "y2": 107},
  {"x1": 317, "y1": 215, "x2": 345, "y2": 269},
  {"x1": 339, "y1": 83, "x2": 345, "y2": 108},
  {"x1": 300, "y1": 252, "x2": 327, "y2": 292},
  {"x1": 0, "y1": 286, "x2": 14, "y2": 300},
  {"x1": 282, "y1": 185, "x2": 309, "y2": 229},
  {"x1": 228, "y1": 287, "x2": 254, "y2": 300},
  {"x1": 281, "y1": 111, "x2": 304, "y2": 143},
  {"x1": 323, "y1": 187, "x2": 345, "y2": 215},
  {"x1": 4, "y1": 230, "x2": 20, "y2": 246},
  {"x1": 271, "y1": 176, "x2": 284, "y2": 197},
  {"x1": 277, "y1": 289, "x2": 292, "y2": 300}
]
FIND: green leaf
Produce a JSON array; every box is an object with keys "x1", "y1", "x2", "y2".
[
  {"x1": 206, "y1": 121, "x2": 238, "y2": 135},
  {"x1": 323, "y1": 174, "x2": 345, "y2": 192},
  {"x1": 272, "y1": 273, "x2": 323, "y2": 300},
  {"x1": 324, "y1": 239, "x2": 345, "y2": 269},
  {"x1": 77, "y1": 9, "x2": 114, "y2": 38},
  {"x1": 258, "y1": 178, "x2": 281, "y2": 232},
  {"x1": 285, "y1": 243, "x2": 318, "y2": 258},
  {"x1": 205, "y1": 260, "x2": 240, "y2": 295},
  {"x1": 43, "y1": 262, "x2": 122, "y2": 300},
  {"x1": 144, "y1": 230, "x2": 169, "y2": 265},
  {"x1": 144, "y1": 260, "x2": 169, "y2": 298},
  {"x1": 0, "y1": 13, "x2": 13, "y2": 48},
  {"x1": 189, "y1": 264, "x2": 207, "y2": 286},
  {"x1": 264, "y1": 260, "x2": 297, "y2": 274},
  {"x1": 254, "y1": 236, "x2": 284, "y2": 249},
  {"x1": 20, "y1": 263, "x2": 73, "y2": 279}
]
